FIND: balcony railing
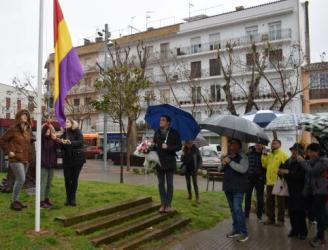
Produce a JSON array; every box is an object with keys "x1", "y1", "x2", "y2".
[{"x1": 176, "y1": 29, "x2": 292, "y2": 57}]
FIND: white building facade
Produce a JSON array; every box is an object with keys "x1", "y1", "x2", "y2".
[{"x1": 0, "y1": 83, "x2": 36, "y2": 119}]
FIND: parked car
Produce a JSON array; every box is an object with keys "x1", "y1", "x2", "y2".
[
  {"x1": 199, "y1": 148, "x2": 221, "y2": 169},
  {"x1": 83, "y1": 146, "x2": 102, "y2": 159}
]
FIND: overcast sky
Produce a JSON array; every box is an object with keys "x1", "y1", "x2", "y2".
[{"x1": 0, "y1": 0, "x2": 326, "y2": 85}]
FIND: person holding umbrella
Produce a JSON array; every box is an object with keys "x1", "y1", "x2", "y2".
[
  {"x1": 221, "y1": 139, "x2": 249, "y2": 242},
  {"x1": 153, "y1": 115, "x2": 182, "y2": 213}
]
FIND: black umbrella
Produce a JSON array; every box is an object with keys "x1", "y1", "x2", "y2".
[{"x1": 200, "y1": 114, "x2": 269, "y2": 145}]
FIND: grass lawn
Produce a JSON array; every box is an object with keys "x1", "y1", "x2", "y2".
[{"x1": 0, "y1": 173, "x2": 229, "y2": 250}]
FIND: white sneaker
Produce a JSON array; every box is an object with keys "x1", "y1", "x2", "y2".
[{"x1": 236, "y1": 235, "x2": 249, "y2": 242}]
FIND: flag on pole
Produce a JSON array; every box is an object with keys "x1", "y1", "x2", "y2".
[{"x1": 54, "y1": 0, "x2": 83, "y2": 127}]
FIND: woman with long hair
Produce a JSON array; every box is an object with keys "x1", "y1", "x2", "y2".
[
  {"x1": 40, "y1": 123, "x2": 59, "y2": 208},
  {"x1": 0, "y1": 109, "x2": 33, "y2": 211},
  {"x1": 59, "y1": 118, "x2": 85, "y2": 206}
]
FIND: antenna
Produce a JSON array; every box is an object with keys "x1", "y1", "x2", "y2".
[
  {"x1": 189, "y1": 1, "x2": 194, "y2": 18},
  {"x1": 146, "y1": 11, "x2": 154, "y2": 30}
]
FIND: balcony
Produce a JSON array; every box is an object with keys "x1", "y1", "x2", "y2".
[
  {"x1": 176, "y1": 29, "x2": 292, "y2": 57},
  {"x1": 147, "y1": 73, "x2": 179, "y2": 84},
  {"x1": 69, "y1": 85, "x2": 97, "y2": 95}
]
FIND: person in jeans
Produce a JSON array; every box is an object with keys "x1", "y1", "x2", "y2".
[
  {"x1": 59, "y1": 118, "x2": 86, "y2": 206},
  {"x1": 221, "y1": 139, "x2": 249, "y2": 242},
  {"x1": 302, "y1": 143, "x2": 328, "y2": 248},
  {"x1": 40, "y1": 123, "x2": 59, "y2": 208},
  {"x1": 0, "y1": 109, "x2": 33, "y2": 211},
  {"x1": 154, "y1": 115, "x2": 181, "y2": 213},
  {"x1": 262, "y1": 139, "x2": 289, "y2": 226},
  {"x1": 244, "y1": 144, "x2": 265, "y2": 222},
  {"x1": 181, "y1": 140, "x2": 202, "y2": 203},
  {"x1": 279, "y1": 143, "x2": 307, "y2": 240}
]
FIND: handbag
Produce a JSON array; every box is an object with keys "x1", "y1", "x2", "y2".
[{"x1": 272, "y1": 177, "x2": 289, "y2": 196}]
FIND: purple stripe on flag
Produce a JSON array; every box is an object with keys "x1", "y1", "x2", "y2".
[{"x1": 55, "y1": 48, "x2": 83, "y2": 127}]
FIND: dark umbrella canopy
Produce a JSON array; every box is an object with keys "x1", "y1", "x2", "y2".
[
  {"x1": 145, "y1": 104, "x2": 200, "y2": 141},
  {"x1": 200, "y1": 114, "x2": 269, "y2": 145},
  {"x1": 242, "y1": 110, "x2": 284, "y2": 128}
]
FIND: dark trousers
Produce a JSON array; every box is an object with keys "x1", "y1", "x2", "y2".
[
  {"x1": 289, "y1": 209, "x2": 308, "y2": 236},
  {"x1": 266, "y1": 185, "x2": 285, "y2": 222},
  {"x1": 225, "y1": 192, "x2": 248, "y2": 236},
  {"x1": 313, "y1": 194, "x2": 327, "y2": 240},
  {"x1": 245, "y1": 175, "x2": 265, "y2": 219},
  {"x1": 63, "y1": 164, "x2": 83, "y2": 203},
  {"x1": 157, "y1": 170, "x2": 174, "y2": 207},
  {"x1": 306, "y1": 196, "x2": 316, "y2": 222},
  {"x1": 185, "y1": 172, "x2": 199, "y2": 198}
]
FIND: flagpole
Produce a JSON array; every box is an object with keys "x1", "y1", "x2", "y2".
[{"x1": 35, "y1": 0, "x2": 44, "y2": 232}]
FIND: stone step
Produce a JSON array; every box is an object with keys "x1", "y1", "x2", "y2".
[
  {"x1": 91, "y1": 210, "x2": 178, "y2": 246},
  {"x1": 109, "y1": 217, "x2": 191, "y2": 250},
  {"x1": 75, "y1": 203, "x2": 161, "y2": 235},
  {"x1": 55, "y1": 196, "x2": 152, "y2": 226}
]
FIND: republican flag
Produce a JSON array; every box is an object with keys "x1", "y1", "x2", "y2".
[{"x1": 53, "y1": 0, "x2": 83, "y2": 126}]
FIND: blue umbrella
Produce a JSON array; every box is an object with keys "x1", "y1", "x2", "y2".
[
  {"x1": 145, "y1": 104, "x2": 200, "y2": 141},
  {"x1": 242, "y1": 110, "x2": 284, "y2": 128}
]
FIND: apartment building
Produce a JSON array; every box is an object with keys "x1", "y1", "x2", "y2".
[{"x1": 46, "y1": 0, "x2": 309, "y2": 132}]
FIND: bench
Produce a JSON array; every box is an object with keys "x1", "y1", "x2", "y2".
[{"x1": 205, "y1": 166, "x2": 224, "y2": 191}]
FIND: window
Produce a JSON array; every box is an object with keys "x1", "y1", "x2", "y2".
[
  {"x1": 6, "y1": 113, "x2": 10, "y2": 119},
  {"x1": 245, "y1": 25, "x2": 258, "y2": 42},
  {"x1": 17, "y1": 99, "x2": 21, "y2": 111},
  {"x1": 73, "y1": 98, "x2": 80, "y2": 106},
  {"x1": 160, "y1": 43, "x2": 170, "y2": 60},
  {"x1": 160, "y1": 89, "x2": 170, "y2": 103},
  {"x1": 269, "y1": 49, "x2": 283, "y2": 67},
  {"x1": 310, "y1": 72, "x2": 328, "y2": 89},
  {"x1": 192, "y1": 87, "x2": 202, "y2": 103},
  {"x1": 209, "y1": 59, "x2": 221, "y2": 76},
  {"x1": 246, "y1": 81, "x2": 260, "y2": 98},
  {"x1": 190, "y1": 37, "x2": 201, "y2": 54},
  {"x1": 146, "y1": 45, "x2": 154, "y2": 58},
  {"x1": 246, "y1": 52, "x2": 259, "y2": 67},
  {"x1": 190, "y1": 61, "x2": 201, "y2": 78},
  {"x1": 145, "y1": 90, "x2": 155, "y2": 106},
  {"x1": 85, "y1": 97, "x2": 91, "y2": 106},
  {"x1": 209, "y1": 33, "x2": 220, "y2": 50},
  {"x1": 269, "y1": 21, "x2": 282, "y2": 40},
  {"x1": 6, "y1": 97, "x2": 10, "y2": 109},
  {"x1": 210, "y1": 84, "x2": 221, "y2": 102}
]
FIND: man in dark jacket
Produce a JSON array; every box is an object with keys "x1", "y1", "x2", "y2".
[
  {"x1": 302, "y1": 143, "x2": 328, "y2": 248},
  {"x1": 245, "y1": 144, "x2": 265, "y2": 222},
  {"x1": 221, "y1": 139, "x2": 249, "y2": 242},
  {"x1": 154, "y1": 115, "x2": 182, "y2": 213}
]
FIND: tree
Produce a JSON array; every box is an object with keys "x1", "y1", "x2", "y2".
[
  {"x1": 216, "y1": 41, "x2": 307, "y2": 115},
  {"x1": 93, "y1": 41, "x2": 150, "y2": 183}
]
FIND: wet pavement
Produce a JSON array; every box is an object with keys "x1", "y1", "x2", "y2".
[
  {"x1": 55, "y1": 159, "x2": 223, "y2": 191},
  {"x1": 172, "y1": 215, "x2": 326, "y2": 250}
]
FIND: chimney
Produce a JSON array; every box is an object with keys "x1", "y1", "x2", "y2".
[
  {"x1": 83, "y1": 38, "x2": 91, "y2": 45},
  {"x1": 304, "y1": 1, "x2": 310, "y2": 64},
  {"x1": 235, "y1": 6, "x2": 245, "y2": 11}
]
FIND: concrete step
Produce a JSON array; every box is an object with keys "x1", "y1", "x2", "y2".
[
  {"x1": 91, "y1": 210, "x2": 178, "y2": 246},
  {"x1": 55, "y1": 196, "x2": 152, "y2": 226},
  {"x1": 109, "y1": 217, "x2": 191, "y2": 250},
  {"x1": 75, "y1": 203, "x2": 161, "y2": 235}
]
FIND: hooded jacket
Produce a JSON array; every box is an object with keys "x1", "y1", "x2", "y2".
[
  {"x1": 41, "y1": 124, "x2": 59, "y2": 168},
  {"x1": 261, "y1": 148, "x2": 289, "y2": 186},
  {"x1": 0, "y1": 109, "x2": 34, "y2": 163},
  {"x1": 302, "y1": 157, "x2": 328, "y2": 195}
]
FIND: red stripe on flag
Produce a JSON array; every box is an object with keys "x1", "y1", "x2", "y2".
[{"x1": 54, "y1": 0, "x2": 64, "y2": 45}]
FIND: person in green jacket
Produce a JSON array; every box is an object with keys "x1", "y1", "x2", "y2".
[{"x1": 262, "y1": 139, "x2": 289, "y2": 226}]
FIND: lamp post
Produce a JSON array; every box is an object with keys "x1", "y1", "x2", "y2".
[{"x1": 101, "y1": 24, "x2": 110, "y2": 168}]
